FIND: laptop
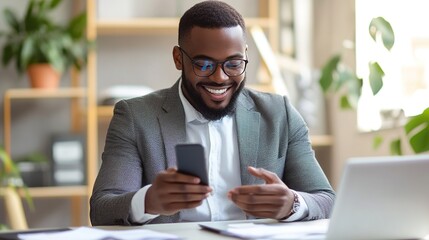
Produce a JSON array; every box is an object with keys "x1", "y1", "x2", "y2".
[
  {"x1": 200, "y1": 154, "x2": 429, "y2": 239},
  {"x1": 326, "y1": 154, "x2": 429, "y2": 239}
]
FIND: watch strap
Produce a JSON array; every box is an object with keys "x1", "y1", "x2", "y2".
[{"x1": 286, "y1": 190, "x2": 300, "y2": 218}]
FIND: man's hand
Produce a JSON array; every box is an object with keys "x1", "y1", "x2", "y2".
[
  {"x1": 228, "y1": 166, "x2": 294, "y2": 219},
  {"x1": 145, "y1": 167, "x2": 212, "y2": 216}
]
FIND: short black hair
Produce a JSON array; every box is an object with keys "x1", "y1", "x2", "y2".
[{"x1": 178, "y1": 1, "x2": 246, "y2": 46}]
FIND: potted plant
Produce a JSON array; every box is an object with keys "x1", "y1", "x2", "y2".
[
  {"x1": 0, "y1": 147, "x2": 33, "y2": 230},
  {"x1": 0, "y1": 0, "x2": 89, "y2": 89}
]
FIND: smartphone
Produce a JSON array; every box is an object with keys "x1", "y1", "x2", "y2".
[{"x1": 175, "y1": 143, "x2": 209, "y2": 185}]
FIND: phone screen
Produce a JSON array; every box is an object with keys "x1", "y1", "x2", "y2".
[{"x1": 175, "y1": 143, "x2": 209, "y2": 185}]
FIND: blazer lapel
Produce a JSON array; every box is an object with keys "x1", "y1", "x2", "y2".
[
  {"x1": 236, "y1": 92, "x2": 260, "y2": 185},
  {"x1": 159, "y1": 81, "x2": 187, "y2": 168}
]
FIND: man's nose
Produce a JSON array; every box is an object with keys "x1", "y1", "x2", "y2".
[{"x1": 210, "y1": 63, "x2": 229, "y2": 83}]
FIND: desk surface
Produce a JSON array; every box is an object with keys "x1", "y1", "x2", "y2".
[
  {"x1": 3, "y1": 219, "x2": 429, "y2": 240},
  {"x1": 98, "y1": 219, "x2": 325, "y2": 240},
  {"x1": 0, "y1": 219, "x2": 301, "y2": 240}
]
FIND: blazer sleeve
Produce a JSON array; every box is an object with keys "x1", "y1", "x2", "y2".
[
  {"x1": 282, "y1": 96, "x2": 335, "y2": 220},
  {"x1": 90, "y1": 100, "x2": 142, "y2": 226}
]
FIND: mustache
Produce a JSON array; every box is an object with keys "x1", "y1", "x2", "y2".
[{"x1": 197, "y1": 81, "x2": 238, "y2": 87}]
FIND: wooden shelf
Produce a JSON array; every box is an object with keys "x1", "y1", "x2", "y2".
[
  {"x1": 97, "y1": 105, "x2": 115, "y2": 118},
  {"x1": 4, "y1": 88, "x2": 86, "y2": 99},
  {"x1": 18, "y1": 186, "x2": 88, "y2": 198},
  {"x1": 97, "y1": 18, "x2": 178, "y2": 34},
  {"x1": 310, "y1": 135, "x2": 333, "y2": 147},
  {"x1": 16, "y1": 186, "x2": 89, "y2": 226},
  {"x1": 3, "y1": 87, "x2": 88, "y2": 154},
  {"x1": 96, "y1": 17, "x2": 274, "y2": 35}
]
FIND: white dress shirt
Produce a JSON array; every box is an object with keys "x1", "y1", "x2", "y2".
[{"x1": 130, "y1": 80, "x2": 308, "y2": 223}]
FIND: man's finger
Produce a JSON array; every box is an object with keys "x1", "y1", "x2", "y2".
[
  {"x1": 162, "y1": 170, "x2": 202, "y2": 184},
  {"x1": 247, "y1": 166, "x2": 282, "y2": 184},
  {"x1": 167, "y1": 183, "x2": 213, "y2": 194},
  {"x1": 229, "y1": 184, "x2": 286, "y2": 195}
]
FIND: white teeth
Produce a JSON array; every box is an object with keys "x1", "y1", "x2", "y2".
[{"x1": 205, "y1": 87, "x2": 227, "y2": 95}]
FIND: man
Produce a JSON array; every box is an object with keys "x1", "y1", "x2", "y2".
[{"x1": 90, "y1": 1, "x2": 334, "y2": 226}]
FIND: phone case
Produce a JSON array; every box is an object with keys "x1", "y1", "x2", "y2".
[{"x1": 175, "y1": 143, "x2": 209, "y2": 185}]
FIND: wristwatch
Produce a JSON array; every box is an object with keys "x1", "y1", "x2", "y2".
[{"x1": 287, "y1": 191, "x2": 300, "y2": 218}]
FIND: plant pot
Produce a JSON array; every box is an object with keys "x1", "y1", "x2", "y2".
[{"x1": 27, "y1": 64, "x2": 61, "y2": 89}]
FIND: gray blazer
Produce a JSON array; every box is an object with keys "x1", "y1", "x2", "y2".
[{"x1": 90, "y1": 80, "x2": 335, "y2": 226}]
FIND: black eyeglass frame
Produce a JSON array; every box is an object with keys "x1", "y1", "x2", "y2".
[{"x1": 178, "y1": 47, "x2": 249, "y2": 77}]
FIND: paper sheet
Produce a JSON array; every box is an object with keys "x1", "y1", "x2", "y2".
[
  {"x1": 18, "y1": 227, "x2": 180, "y2": 240},
  {"x1": 226, "y1": 220, "x2": 329, "y2": 239}
]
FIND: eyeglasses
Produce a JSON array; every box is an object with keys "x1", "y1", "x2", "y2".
[{"x1": 179, "y1": 47, "x2": 248, "y2": 77}]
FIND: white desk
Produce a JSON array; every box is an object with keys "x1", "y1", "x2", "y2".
[
  {"x1": 0, "y1": 219, "x2": 308, "y2": 240},
  {"x1": 3, "y1": 219, "x2": 429, "y2": 240},
  {"x1": 106, "y1": 221, "x2": 237, "y2": 239},
  {"x1": 98, "y1": 219, "x2": 326, "y2": 240}
]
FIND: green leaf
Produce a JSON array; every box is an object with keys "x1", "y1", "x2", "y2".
[
  {"x1": 3, "y1": 9, "x2": 21, "y2": 33},
  {"x1": 15, "y1": 42, "x2": 26, "y2": 73},
  {"x1": 340, "y1": 95, "x2": 352, "y2": 109},
  {"x1": 369, "y1": 62, "x2": 384, "y2": 95},
  {"x1": 41, "y1": 39, "x2": 65, "y2": 72},
  {"x1": 408, "y1": 125, "x2": 429, "y2": 153},
  {"x1": 319, "y1": 54, "x2": 341, "y2": 92},
  {"x1": 0, "y1": 148, "x2": 20, "y2": 183},
  {"x1": 2, "y1": 43, "x2": 15, "y2": 66},
  {"x1": 15, "y1": 43, "x2": 25, "y2": 73},
  {"x1": 404, "y1": 107, "x2": 429, "y2": 134},
  {"x1": 335, "y1": 68, "x2": 355, "y2": 91},
  {"x1": 373, "y1": 135, "x2": 383, "y2": 149},
  {"x1": 389, "y1": 139, "x2": 402, "y2": 155},
  {"x1": 67, "y1": 12, "x2": 87, "y2": 40},
  {"x1": 369, "y1": 17, "x2": 395, "y2": 51},
  {"x1": 404, "y1": 107, "x2": 429, "y2": 153},
  {"x1": 38, "y1": 0, "x2": 49, "y2": 12},
  {"x1": 0, "y1": 148, "x2": 34, "y2": 210},
  {"x1": 0, "y1": 148, "x2": 14, "y2": 176},
  {"x1": 48, "y1": 0, "x2": 62, "y2": 9},
  {"x1": 345, "y1": 74, "x2": 362, "y2": 109},
  {"x1": 24, "y1": 0, "x2": 36, "y2": 31},
  {"x1": 20, "y1": 36, "x2": 35, "y2": 70}
]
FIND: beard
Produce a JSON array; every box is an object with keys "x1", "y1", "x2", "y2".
[{"x1": 181, "y1": 71, "x2": 245, "y2": 121}]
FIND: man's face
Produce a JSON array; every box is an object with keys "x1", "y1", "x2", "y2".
[{"x1": 173, "y1": 26, "x2": 247, "y2": 121}]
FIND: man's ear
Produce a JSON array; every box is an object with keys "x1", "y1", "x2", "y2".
[{"x1": 172, "y1": 46, "x2": 183, "y2": 70}]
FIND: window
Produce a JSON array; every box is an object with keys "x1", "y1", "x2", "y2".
[{"x1": 356, "y1": 0, "x2": 429, "y2": 131}]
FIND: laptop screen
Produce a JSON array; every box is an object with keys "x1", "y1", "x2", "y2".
[{"x1": 327, "y1": 154, "x2": 429, "y2": 239}]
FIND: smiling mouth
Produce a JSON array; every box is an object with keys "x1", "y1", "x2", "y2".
[{"x1": 204, "y1": 86, "x2": 229, "y2": 95}]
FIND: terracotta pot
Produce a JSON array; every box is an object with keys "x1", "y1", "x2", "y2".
[{"x1": 27, "y1": 64, "x2": 61, "y2": 89}]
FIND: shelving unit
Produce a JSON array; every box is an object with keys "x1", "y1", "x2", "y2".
[
  {"x1": 3, "y1": 88, "x2": 86, "y2": 164},
  {"x1": 96, "y1": 17, "x2": 275, "y2": 34},
  {"x1": 2, "y1": 87, "x2": 89, "y2": 226}
]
